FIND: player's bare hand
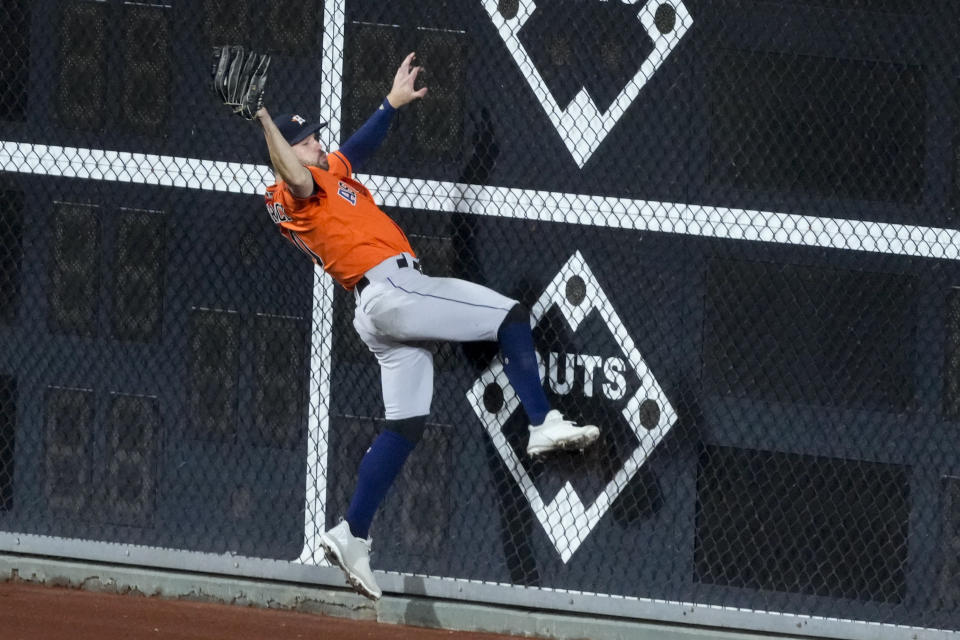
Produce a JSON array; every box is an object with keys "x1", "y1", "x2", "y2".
[{"x1": 386, "y1": 52, "x2": 428, "y2": 108}]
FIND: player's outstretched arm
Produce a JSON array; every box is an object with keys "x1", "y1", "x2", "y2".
[
  {"x1": 256, "y1": 106, "x2": 315, "y2": 199},
  {"x1": 386, "y1": 52, "x2": 428, "y2": 108},
  {"x1": 338, "y1": 52, "x2": 428, "y2": 170}
]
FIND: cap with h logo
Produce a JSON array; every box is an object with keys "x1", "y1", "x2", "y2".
[{"x1": 273, "y1": 113, "x2": 328, "y2": 145}]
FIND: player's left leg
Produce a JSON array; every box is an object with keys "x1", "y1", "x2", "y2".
[
  {"x1": 363, "y1": 270, "x2": 599, "y2": 455},
  {"x1": 496, "y1": 303, "x2": 600, "y2": 456},
  {"x1": 362, "y1": 271, "x2": 515, "y2": 343}
]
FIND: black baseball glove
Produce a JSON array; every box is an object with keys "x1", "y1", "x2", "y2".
[{"x1": 211, "y1": 45, "x2": 271, "y2": 120}]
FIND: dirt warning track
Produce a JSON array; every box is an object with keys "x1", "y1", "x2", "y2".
[{"x1": 0, "y1": 581, "x2": 530, "y2": 640}]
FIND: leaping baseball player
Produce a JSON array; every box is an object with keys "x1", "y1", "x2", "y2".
[{"x1": 211, "y1": 47, "x2": 600, "y2": 600}]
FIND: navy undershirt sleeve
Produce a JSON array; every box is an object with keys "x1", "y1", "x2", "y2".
[{"x1": 338, "y1": 98, "x2": 396, "y2": 170}]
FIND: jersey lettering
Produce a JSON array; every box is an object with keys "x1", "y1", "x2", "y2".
[
  {"x1": 266, "y1": 201, "x2": 291, "y2": 224},
  {"x1": 337, "y1": 181, "x2": 358, "y2": 206}
]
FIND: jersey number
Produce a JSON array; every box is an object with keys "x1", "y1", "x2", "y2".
[{"x1": 287, "y1": 230, "x2": 324, "y2": 266}]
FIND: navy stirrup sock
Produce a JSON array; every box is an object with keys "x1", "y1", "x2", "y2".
[
  {"x1": 346, "y1": 430, "x2": 416, "y2": 539},
  {"x1": 498, "y1": 315, "x2": 550, "y2": 426}
]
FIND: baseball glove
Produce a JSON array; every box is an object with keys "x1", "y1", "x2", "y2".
[{"x1": 211, "y1": 45, "x2": 271, "y2": 120}]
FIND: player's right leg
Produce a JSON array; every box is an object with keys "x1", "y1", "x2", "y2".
[
  {"x1": 318, "y1": 521, "x2": 380, "y2": 599},
  {"x1": 320, "y1": 416, "x2": 427, "y2": 600},
  {"x1": 319, "y1": 414, "x2": 428, "y2": 601},
  {"x1": 320, "y1": 315, "x2": 433, "y2": 600}
]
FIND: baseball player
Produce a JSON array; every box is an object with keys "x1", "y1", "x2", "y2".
[{"x1": 212, "y1": 48, "x2": 600, "y2": 600}]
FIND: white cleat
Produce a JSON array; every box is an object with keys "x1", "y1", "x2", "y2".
[
  {"x1": 319, "y1": 521, "x2": 382, "y2": 601},
  {"x1": 526, "y1": 410, "x2": 600, "y2": 457}
]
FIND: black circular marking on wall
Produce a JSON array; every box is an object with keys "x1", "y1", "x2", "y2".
[
  {"x1": 655, "y1": 4, "x2": 677, "y2": 34},
  {"x1": 639, "y1": 399, "x2": 661, "y2": 429},
  {"x1": 498, "y1": 0, "x2": 519, "y2": 20},
  {"x1": 565, "y1": 275, "x2": 587, "y2": 305},
  {"x1": 483, "y1": 382, "x2": 505, "y2": 413}
]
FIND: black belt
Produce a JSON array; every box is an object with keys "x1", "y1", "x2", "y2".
[{"x1": 355, "y1": 255, "x2": 421, "y2": 296}]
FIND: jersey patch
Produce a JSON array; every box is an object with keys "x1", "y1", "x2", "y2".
[{"x1": 337, "y1": 181, "x2": 358, "y2": 206}]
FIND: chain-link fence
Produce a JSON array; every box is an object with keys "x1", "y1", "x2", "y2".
[{"x1": 1, "y1": 0, "x2": 960, "y2": 637}]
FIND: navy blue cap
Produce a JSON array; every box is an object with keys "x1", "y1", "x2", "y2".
[{"x1": 273, "y1": 113, "x2": 328, "y2": 145}]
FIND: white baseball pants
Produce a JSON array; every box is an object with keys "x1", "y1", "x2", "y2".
[{"x1": 352, "y1": 253, "x2": 517, "y2": 419}]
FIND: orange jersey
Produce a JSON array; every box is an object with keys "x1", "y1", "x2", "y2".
[{"x1": 264, "y1": 151, "x2": 415, "y2": 289}]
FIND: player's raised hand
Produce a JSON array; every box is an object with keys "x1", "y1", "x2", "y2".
[{"x1": 386, "y1": 52, "x2": 428, "y2": 108}]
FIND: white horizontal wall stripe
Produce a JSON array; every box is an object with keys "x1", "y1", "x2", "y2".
[
  {"x1": 0, "y1": 141, "x2": 271, "y2": 193},
  {"x1": 1, "y1": 140, "x2": 956, "y2": 261}
]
